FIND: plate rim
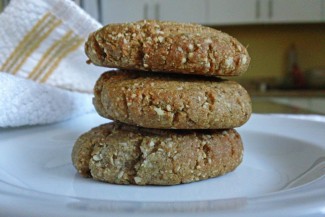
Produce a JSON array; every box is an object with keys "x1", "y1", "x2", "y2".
[{"x1": 1, "y1": 113, "x2": 325, "y2": 216}]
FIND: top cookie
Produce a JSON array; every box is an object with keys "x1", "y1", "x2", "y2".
[{"x1": 85, "y1": 20, "x2": 250, "y2": 77}]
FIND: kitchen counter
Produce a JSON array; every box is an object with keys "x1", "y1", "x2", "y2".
[
  {"x1": 249, "y1": 89, "x2": 325, "y2": 115},
  {"x1": 252, "y1": 98, "x2": 322, "y2": 114},
  {"x1": 249, "y1": 89, "x2": 325, "y2": 97}
]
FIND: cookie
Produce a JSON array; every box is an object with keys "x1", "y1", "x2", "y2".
[
  {"x1": 71, "y1": 122, "x2": 243, "y2": 185},
  {"x1": 85, "y1": 20, "x2": 250, "y2": 77},
  {"x1": 93, "y1": 70, "x2": 252, "y2": 129}
]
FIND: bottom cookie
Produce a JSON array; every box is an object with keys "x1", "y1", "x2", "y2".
[{"x1": 72, "y1": 122, "x2": 243, "y2": 185}]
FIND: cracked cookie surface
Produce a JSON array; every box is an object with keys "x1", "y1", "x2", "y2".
[
  {"x1": 71, "y1": 122, "x2": 243, "y2": 185},
  {"x1": 93, "y1": 70, "x2": 252, "y2": 129},
  {"x1": 85, "y1": 20, "x2": 250, "y2": 77}
]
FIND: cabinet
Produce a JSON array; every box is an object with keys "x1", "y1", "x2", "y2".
[
  {"x1": 157, "y1": 0, "x2": 206, "y2": 23},
  {"x1": 88, "y1": 0, "x2": 325, "y2": 25},
  {"x1": 265, "y1": 0, "x2": 323, "y2": 23},
  {"x1": 206, "y1": 0, "x2": 259, "y2": 25},
  {"x1": 100, "y1": 0, "x2": 206, "y2": 25},
  {"x1": 101, "y1": 0, "x2": 151, "y2": 24},
  {"x1": 81, "y1": 1, "x2": 100, "y2": 22},
  {"x1": 206, "y1": 0, "x2": 324, "y2": 25}
]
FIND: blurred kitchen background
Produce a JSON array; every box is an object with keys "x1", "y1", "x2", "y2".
[{"x1": 1, "y1": 0, "x2": 324, "y2": 114}]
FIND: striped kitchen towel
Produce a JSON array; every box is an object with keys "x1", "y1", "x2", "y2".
[{"x1": 0, "y1": 0, "x2": 107, "y2": 127}]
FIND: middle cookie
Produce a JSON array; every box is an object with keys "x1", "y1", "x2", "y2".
[{"x1": 94, "y1": 70, "x2": 252, "y2": 129}]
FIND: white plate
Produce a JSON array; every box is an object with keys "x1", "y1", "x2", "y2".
[{"x1": 0, "y1": 113, "x2": 325, "y2": 217}]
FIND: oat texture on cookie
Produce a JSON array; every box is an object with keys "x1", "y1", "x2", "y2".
[
  {"x1": 85, "y1": 20, "x2": 250, "y2": 76},
  {"x1": 72, "y1": 123, "x2": 243, "y2": 185},
  {"x1": 93, "y1": 70, "x2": 252, "y2": 129},
  {"x1": 72, "y1": 20, "x2": 251, "y2": 185}
]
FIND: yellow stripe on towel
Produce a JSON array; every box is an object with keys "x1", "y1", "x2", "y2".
[
  {"x1": 0, "y1": 13, "x2": 52, "y2": 72},
  {"x1": 39, "y1": 36, "x2": 84, "y2": 83},
  {"x1": 0, "y1": 13, "x2": 63, "y2": 75},
  {"x1": 28, "y1": 31, "x2": 74, "y2": 80},
  {"x1": 11, "y1": 19, "x2": 62, "y2": 75}
]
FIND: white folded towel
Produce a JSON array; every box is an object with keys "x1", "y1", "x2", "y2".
[
  {"x1": 0, "y1": 0, "x2": 108, "y2": 127},
  {"x1": 0, "y1": 73, "x2": 94, "y2": 127}
]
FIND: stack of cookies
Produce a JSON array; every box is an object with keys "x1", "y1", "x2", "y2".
[{"x1": 72, "y1": 20, "x2": 252, "y2": 185}]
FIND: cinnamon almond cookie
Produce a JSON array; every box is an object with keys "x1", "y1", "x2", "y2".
[
  {"x1": 71, "y1": 122, "x2": 243, "y2": 185},
  {"x1": 93, "y1": 70, "x2": 252, "y2": 129},
  {"x1": 85, "y1": 20, "x2": 250, "y2": 76}
]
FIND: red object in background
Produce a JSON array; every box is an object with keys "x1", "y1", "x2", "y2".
[
  {"x1": 292, "y1": 63, "x2": 306, "y2": 88},
  {"x1": 287, "y1": 44, "x2": 306, "y2": 89}
]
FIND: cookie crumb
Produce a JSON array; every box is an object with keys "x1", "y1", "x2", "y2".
[
  {"x1": 154, "y1": 107, "x2": 165, "y2": 116},
  {"x1": 134, "y1": 176, "x2": 142, "y2": 184}
]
